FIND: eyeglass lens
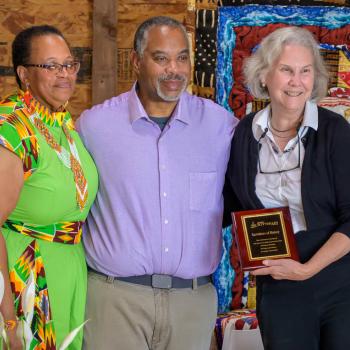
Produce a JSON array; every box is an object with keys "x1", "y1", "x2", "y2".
[{"x1": 50, "y1": 62, "x2": 80, "y2": 74}]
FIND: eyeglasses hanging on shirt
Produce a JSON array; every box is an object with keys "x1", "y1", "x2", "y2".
[{"x1": 257, "y1": 126, "x2": 302, "y2": 174}]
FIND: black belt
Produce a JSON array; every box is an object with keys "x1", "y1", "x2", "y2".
[{"x1": 88, "y1": 267, "x2": 211, "y2": 289}]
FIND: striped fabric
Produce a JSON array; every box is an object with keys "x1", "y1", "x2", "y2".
[
  {"x1": 4, "y1": 220, "x2": 83, "y2": 245},
  {"x1": 10, "y1": 240, "x2": 56, "y2": 349},
  {"x1": 214, "y1": 309, "x2": 258, "y2": 348}
]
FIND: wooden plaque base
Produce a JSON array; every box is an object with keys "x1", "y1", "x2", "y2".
[{"x1": 232, "y1": 207, "x2": 299, "y2": 271}]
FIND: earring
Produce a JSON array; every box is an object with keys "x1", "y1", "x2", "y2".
[
  {"x1": 261, "y1": 82, "x2": 266, "y2": 88},
  {"x1": 25, "y1": 82, "x2": 30, "y2": 92}
]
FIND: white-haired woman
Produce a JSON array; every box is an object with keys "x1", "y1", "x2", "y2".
[{"x1": 226, "y1": 26, "x2": 350, "y2": 350}]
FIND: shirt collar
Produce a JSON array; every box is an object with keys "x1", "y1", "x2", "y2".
[
  {"x1": 302, "y1": 100, "x2": 318, "y2": 131},
  {"x1": 170, "y1": 92, "x2": 190, "y2": 125},
  {"x1": 128, "y1": 82, "x2": 190, "y2": 125},
  {"x1": 21, "y1": 89, "x2": 69, "y2": 127},
  {"x1": 253, "y1": 100, "x2": 318, "y2": 141},
  {"x1": 128, "y1": 83, "x2": 149, "y2": 124}
]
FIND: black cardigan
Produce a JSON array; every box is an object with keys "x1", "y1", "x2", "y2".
[{"x1": 226, "y1": 106, "x2": 350, "y2": 262}]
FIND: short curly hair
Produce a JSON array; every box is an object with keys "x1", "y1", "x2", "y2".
[
  {"x1": 133, "y1": 16, "x2": 188, "y2": 56},
  {"x1": 244, "y1": 26, "x2": 329, "y2": 102}
]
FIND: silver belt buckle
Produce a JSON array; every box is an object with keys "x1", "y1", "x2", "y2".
[{"x1": 151, "y1": 274, "x2": 172, "y2": 289}]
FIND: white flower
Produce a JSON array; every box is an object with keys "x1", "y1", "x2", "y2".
[
  {"x1": 0, "y1": 313, "x2": 8, "y2": 347},
  {"x1": 16, "y1": 271, "x2": 35, "y2": 349},
  {"x1": 0, "y1": 313, "x2": 4, "y2": 341},
  {"x1": 22, "y1": 272, "x2": 35, "y2": 325},
  {"x1": 0, "y1": 271, "x2": 4, "y2": 305},
  {"x1": 59, "y1": 319, "x2": 89, "y2": 350},
  {"x1": 16, "y1": 319, "x2": 32, "y2": 349}
]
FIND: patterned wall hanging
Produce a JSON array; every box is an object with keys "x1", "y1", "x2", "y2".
[
  {"x1": 219, "y1": 0, "x2": 350, "y2": 5},
  {"x1": 217, "y1": 5, "x2": 350, "y2": 119},
  {"x1": 193, "y1": 9, "x2": 218, "y2": 99}
]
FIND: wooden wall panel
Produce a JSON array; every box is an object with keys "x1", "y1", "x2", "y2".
[
  {"x1": 117, "y1": 0, "x2": 188, "y2": 94},
  {"x1": 0, "y1": 0, "x2": 92, "y2": 46},
  {"x1": 0, "y1": 42, "x2": 12, "y2": 68},
  {"x1": 0, "y1": 0, "x2": 92, "y2": 118},
  {"x1": 92, "y1": 0, "x2": 117, "y2": 105},
  {"x1": 0, "y1": 76, "x2": 16, "y2": 101},
  {"x1": 69, "y1": 83, "x2": 92, "y2": 117},
  {"x1": 0, "y1": 0, "x2": 188, "y2": 115},
  {"x1": 117, "y1": 2, "x2": 187, "y2": 48}
]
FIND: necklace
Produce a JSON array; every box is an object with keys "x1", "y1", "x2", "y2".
[
  {"x1": 268, "y1": 127, "x2": 297, "y2": 139},
  {"x1": 269, "y1": 122, "x2": 295, "y2": 133},
  {"x1": 24, "y1": 92, "x2": 88, "y2": 211},
  {"x1": 268, "y1": 113, "x2": 303, "y2": 133}
]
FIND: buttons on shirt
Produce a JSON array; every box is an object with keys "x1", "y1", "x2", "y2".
[
  {"x1": 164, "y1": 247, "x2": 169, "y2": 253},
  {"x1": 164, "y1": 219, "x2": 169, "y2": 224},
  {"x1": 163, "y1": 192, "x2": 167, "y2": 197}
]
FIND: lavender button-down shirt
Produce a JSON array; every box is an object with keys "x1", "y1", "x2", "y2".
[{"x1": 76, "y1": 85, "x2": 237, "y2": 278}]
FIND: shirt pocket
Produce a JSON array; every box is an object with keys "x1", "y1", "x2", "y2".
[{"x1": 189, "y1": 172, "x2": 217, "y2": 211}]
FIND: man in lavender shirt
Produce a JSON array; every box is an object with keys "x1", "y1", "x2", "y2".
[{"x1": 76, "y1": 16, "x2": 238, "y2": 350}]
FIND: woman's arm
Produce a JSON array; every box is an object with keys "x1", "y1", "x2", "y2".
[
  {"x1": 251, "y1": 232, "x2": 350, "y2": 280},
  {"x1": 0, "y1": 146, "x2": 24, "y2": 349}
]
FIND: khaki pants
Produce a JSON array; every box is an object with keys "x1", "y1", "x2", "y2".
[{"x1": 83, "y1": 271, "x2": 217, "y2": 350}]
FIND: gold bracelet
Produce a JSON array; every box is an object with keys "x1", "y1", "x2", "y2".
[{"x1": 4, "y1": 319, "x2": 17, "y2": 331}]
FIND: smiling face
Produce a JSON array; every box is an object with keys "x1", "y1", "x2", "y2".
[
  {"x1": 132, "y1": 25, "x2": 191, "y2": 105},
  {"x1": 263, "y1": 44, "x2": 315, "y2": 118},
  {"x1": 17, "y1": 34, "x2": 77, "y2": 111}
]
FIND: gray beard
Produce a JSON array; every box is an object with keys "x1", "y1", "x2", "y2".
[{"x1": 156, "y1": 78, "x2": 188, "y2": 102}]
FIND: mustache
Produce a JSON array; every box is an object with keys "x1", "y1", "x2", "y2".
[{"x1": 158, "y1": 74, "x2": 186, "y2": 82}]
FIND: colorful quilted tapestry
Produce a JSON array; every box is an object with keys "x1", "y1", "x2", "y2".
[
  {"x1": 319, "y1": 96, "x2": 350, "y2": 120},
  {"x1": 212, "y1": 226, "x2": 235, "y2": 313},
  {"x1": 216, "y1": 5, "x2": 350, "y2": 118},
  {"x1": 219, "y1": 0, "x2": 350, "y2": 5},
  {"x1": 214, "y1": 309, "x2": 257, "y2": 349},
  {"x1": 213, "y1": 225, "x2": 251, "y2": 312},
  {"x1": 194, "y1": 9, "x2": 218, "y2": 99}
]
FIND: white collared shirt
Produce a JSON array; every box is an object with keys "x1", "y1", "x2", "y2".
[{"x1": 252, "y1": 101, "x2": 318, "y2": 233}]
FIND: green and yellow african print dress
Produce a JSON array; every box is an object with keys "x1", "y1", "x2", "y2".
[{"x1": 0, "y1": 91, "x2": 98, "y2": 350}]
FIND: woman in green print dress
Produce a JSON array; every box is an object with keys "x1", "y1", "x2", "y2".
[{"x1": 0, "y1": 25, "x2": 98, "y2": 350}]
